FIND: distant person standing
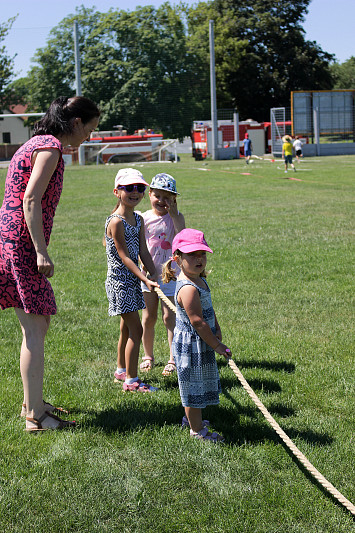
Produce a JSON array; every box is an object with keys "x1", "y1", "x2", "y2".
[
  {"x1": 243, "y1": 133, "x2": 253, "y2": 164},
  {"x1": 293, "y1": 136, "x2": 303, "y2": 162},
  {"x1": 282, "y1": 135, "x2": 296, "y2": 173}
]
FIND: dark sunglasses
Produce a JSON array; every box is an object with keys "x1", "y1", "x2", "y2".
[{"x1": 118, "y1": 184, "x2": 146, "y2": 193}]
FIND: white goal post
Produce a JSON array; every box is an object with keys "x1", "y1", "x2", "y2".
[{"x1": 82, "y1": 138, "x2": 179, "y2": 165}]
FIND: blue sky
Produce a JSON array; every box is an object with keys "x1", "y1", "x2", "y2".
[{"x1": 1, "y1": 0, "x2": 354, "y2": 80}]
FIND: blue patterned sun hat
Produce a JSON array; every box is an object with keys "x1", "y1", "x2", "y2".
[{"x1": 150, "y1": 173, "x2": 179, "y2": 195}]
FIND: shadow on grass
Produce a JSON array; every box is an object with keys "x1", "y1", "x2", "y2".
[
  {"x1": 81, "y1": 396, "x2": 333, "y2": 448},
  {"x1": 233, "y1": 359, "x2": 296, "y2": 373},
  {"x1": 221, "y1": 374, "x2": 282, "y2": 393},
  {"x1": 83, "y1": 404, "x2": 185, "y2": 434},
  {"x1": 218, "y1": 390, "x2": 333, "y2": 447}
]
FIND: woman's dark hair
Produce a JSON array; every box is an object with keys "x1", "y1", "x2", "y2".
[{"x1": 33, "y1": 96, "x2": 100, "y2": 137}]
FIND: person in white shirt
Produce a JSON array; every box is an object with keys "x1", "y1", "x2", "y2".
[{"x1": 293, "y1": 137, "x2": 303, "y2": 162}]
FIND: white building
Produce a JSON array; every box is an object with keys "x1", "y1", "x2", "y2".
[{"x1": 0, "y1": 105, "x2": 32, "y2": 145}]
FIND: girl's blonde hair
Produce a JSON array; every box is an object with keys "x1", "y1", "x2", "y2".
[
  {"x1": 161, "y1": 256, "x2": 178, "y2": 283},
  {"x1": 111, "y1": 197, "x2": 120, "y2": 214},
  {"x1": 161, "y1": 250, "x2": 209, "y2": 283}
]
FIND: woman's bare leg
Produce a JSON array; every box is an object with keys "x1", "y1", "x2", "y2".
[{"x1": 15, "y1": 309, "x2": 62, "y2": 428}]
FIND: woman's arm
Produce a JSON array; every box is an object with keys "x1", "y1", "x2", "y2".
[
  {"x1": 178, "y1": 284, "x2": 231, "y2": 358},
  {"x1": 23, "y1": 148, "x2": 61, "y2": 278},
  {"x1": 110, "y1": 217, "x2": 158, "y2": 291}
]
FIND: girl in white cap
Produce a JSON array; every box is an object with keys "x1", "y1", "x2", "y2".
[
  {"x1": 139, "y1": 173, "x2": 185, "y2": 376},
  {"x1": 105, "y1": 168, "x2": 159, "y2": 392},
  {"x1": 162, "y1": 228, "x2": 231, "y2": 442}
]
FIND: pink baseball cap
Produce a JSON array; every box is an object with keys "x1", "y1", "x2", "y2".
[
  {"x1": 172, "y1": 228, "x2": 213, "y2": 254},
  {"x1": 114, "y1": 168, "x2": 149, "y2": 189}
]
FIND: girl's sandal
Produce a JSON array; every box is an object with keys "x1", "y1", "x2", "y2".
[
  {"x1": 162, "y1": 361, "x2": 176, "y2": 376},
  {"x1": 140, "y1": 356, "x2": 154, "y2": 372},
  {"x1": 181, "y1": 416, "x2": 210, "y2": 429},
  {"x1": 25, "y1": 411, "x2": 76, "y2": 432},
  {"x1": 190, "y1": 426, "x2": 225, "y2": 443},
  {"x1": 21, "y1": 401, "x2": 70, "y2": 418}
]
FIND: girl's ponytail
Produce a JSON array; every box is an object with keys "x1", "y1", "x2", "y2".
[
  {"x1": 111, "y1": 199, "x2": 120, "y2": 214},
  {"x1": 161, "y1": 258, "x2": 178, "y2": 284}
]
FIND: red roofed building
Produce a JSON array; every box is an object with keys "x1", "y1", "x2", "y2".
[{"x1": 0, "y1": 104, "x2": 33, "y2": 146}]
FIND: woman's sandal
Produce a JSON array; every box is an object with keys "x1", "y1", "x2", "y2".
[
  {"x1": 25, "y1": 411, "x2": 76, "y2": 432},
  {"x1": 140, "y1": 356, "x2": 154, "y2": 372},
  {"x1": 190, "y1": 426, "x2": 225, "y2": 443},
  {"x1": 21, "y1": 401, "x2": 70, "y2": 418},
  {"x1": 162, "y1": 361, "x2": 176, "y2": 376}
]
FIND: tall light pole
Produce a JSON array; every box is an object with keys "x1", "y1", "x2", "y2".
[
  {"x1": 73, "y1": 21, "x2": 82, "y2": 96},
  {"x1": 74, "y1": 21, "x2": 85, "y2": 165},
  {"x1": 209, "y1": 20, "x2": 218, "y2": 160}
]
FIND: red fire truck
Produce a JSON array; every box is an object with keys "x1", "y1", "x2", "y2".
[{"x1": 191, "y1": 119, "x2": 294, "y2": 159}]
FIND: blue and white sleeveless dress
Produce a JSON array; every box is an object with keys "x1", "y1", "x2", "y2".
[
  {"x1": 172, "y1": 278, "x2": 221, "y2": 408},
  {"x1": 105, "y1": 212, "x2": 145, "y2": 316}
]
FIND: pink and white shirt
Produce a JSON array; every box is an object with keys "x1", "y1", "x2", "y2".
[{"x1": 142, "y1": 210, "x2": 179, "y2": 278}]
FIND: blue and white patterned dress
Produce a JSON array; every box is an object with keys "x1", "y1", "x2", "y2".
[
  {"x1": 172, "y1": 278, "x2": 221, "y2": 408},
  {"x1": 105, "y1": 212, "x2": 145, "y2": 316}
]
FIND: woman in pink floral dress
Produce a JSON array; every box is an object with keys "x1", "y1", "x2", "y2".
[{"x1": 0, "y1": 96, "x2": 100, "y2": 430}]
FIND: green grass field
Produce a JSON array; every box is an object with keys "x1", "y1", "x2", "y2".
[{"x1": 0, "y1": 154, "x2": 354, "y2": 532}]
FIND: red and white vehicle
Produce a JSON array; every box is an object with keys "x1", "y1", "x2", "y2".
[
  {"x1": 191, "y1": 119, "x2": 302, "y2": 159},
  {"x1": 192, "y1": 119, "x2": 265, "y2": 160},
  {"x1": 89, "y1": 129, "x2": 166, "y2": 163}
]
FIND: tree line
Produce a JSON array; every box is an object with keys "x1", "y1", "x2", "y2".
[{"x1": 0, "y1": 0, "x2": 353, "y2": 139}]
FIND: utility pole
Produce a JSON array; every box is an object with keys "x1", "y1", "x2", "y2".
[
  {"x1": 73, "y1": 21, "x2": 82, "y2": 96},
  {"x1": 74, "y1": 21, "x2": 84, "y2": 165},
  {"x1": 209, "y1": 20, "x2": 218, "y2": 160}
]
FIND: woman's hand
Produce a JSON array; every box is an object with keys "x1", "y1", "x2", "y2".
[{"x1": 37, "y1": 251, "x2": 54, "y2": 278}]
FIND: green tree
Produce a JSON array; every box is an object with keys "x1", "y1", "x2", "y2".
[
  {"x1": 331, "y1": 57, "x2": 355, "y2": 89},
  {"x1": 93, "y1": 4, "x2": 209, "y2": 138},
  {"x1": 23, "y1": 7, "x2": 98, "y2": 111},
  {"x1": 187, "y1": 0, "x2": 334, "y2": 121},
  {"x1": 17, "y1": 4, "x2": 209, "y2": 139},
  {"x1": 0, "y1": 16, "x2": 17, "y2": 106}
]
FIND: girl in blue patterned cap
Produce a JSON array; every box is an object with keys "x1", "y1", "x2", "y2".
[{"x1": 139, "y1": 173, "x2": 185, "y2": 376}]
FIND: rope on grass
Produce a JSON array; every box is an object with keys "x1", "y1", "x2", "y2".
[{"x1": 154, "y1": 286, "x2": 355, "y2": 517}]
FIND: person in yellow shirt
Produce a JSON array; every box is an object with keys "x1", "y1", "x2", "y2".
[{"x1": 282, "y1": 135, "x2": 296, "y2": 173}]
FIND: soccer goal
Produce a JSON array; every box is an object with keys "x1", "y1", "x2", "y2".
[
  {"x1": 270, "y1": 107, "x2": 286, "y2": 156},
  {"x1": 82, "y1": 138, "x2": 179, "y2": 165}
]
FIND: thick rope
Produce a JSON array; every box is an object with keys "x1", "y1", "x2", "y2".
[{"x1": 154, "y1": 286, "x2": 355, "y2": 516}]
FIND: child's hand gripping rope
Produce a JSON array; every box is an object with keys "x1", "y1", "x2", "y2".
[{"x1": 214, "y1": 343, "x2": 232, "y2": 360}]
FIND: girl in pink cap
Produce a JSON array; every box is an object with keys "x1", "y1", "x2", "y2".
[
  {"x1": 105, "y1": 168, "x2": 159, "y2": 392},
  {"x1": 162, "y1": 228, "x2": 232, "y2": 442}
]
